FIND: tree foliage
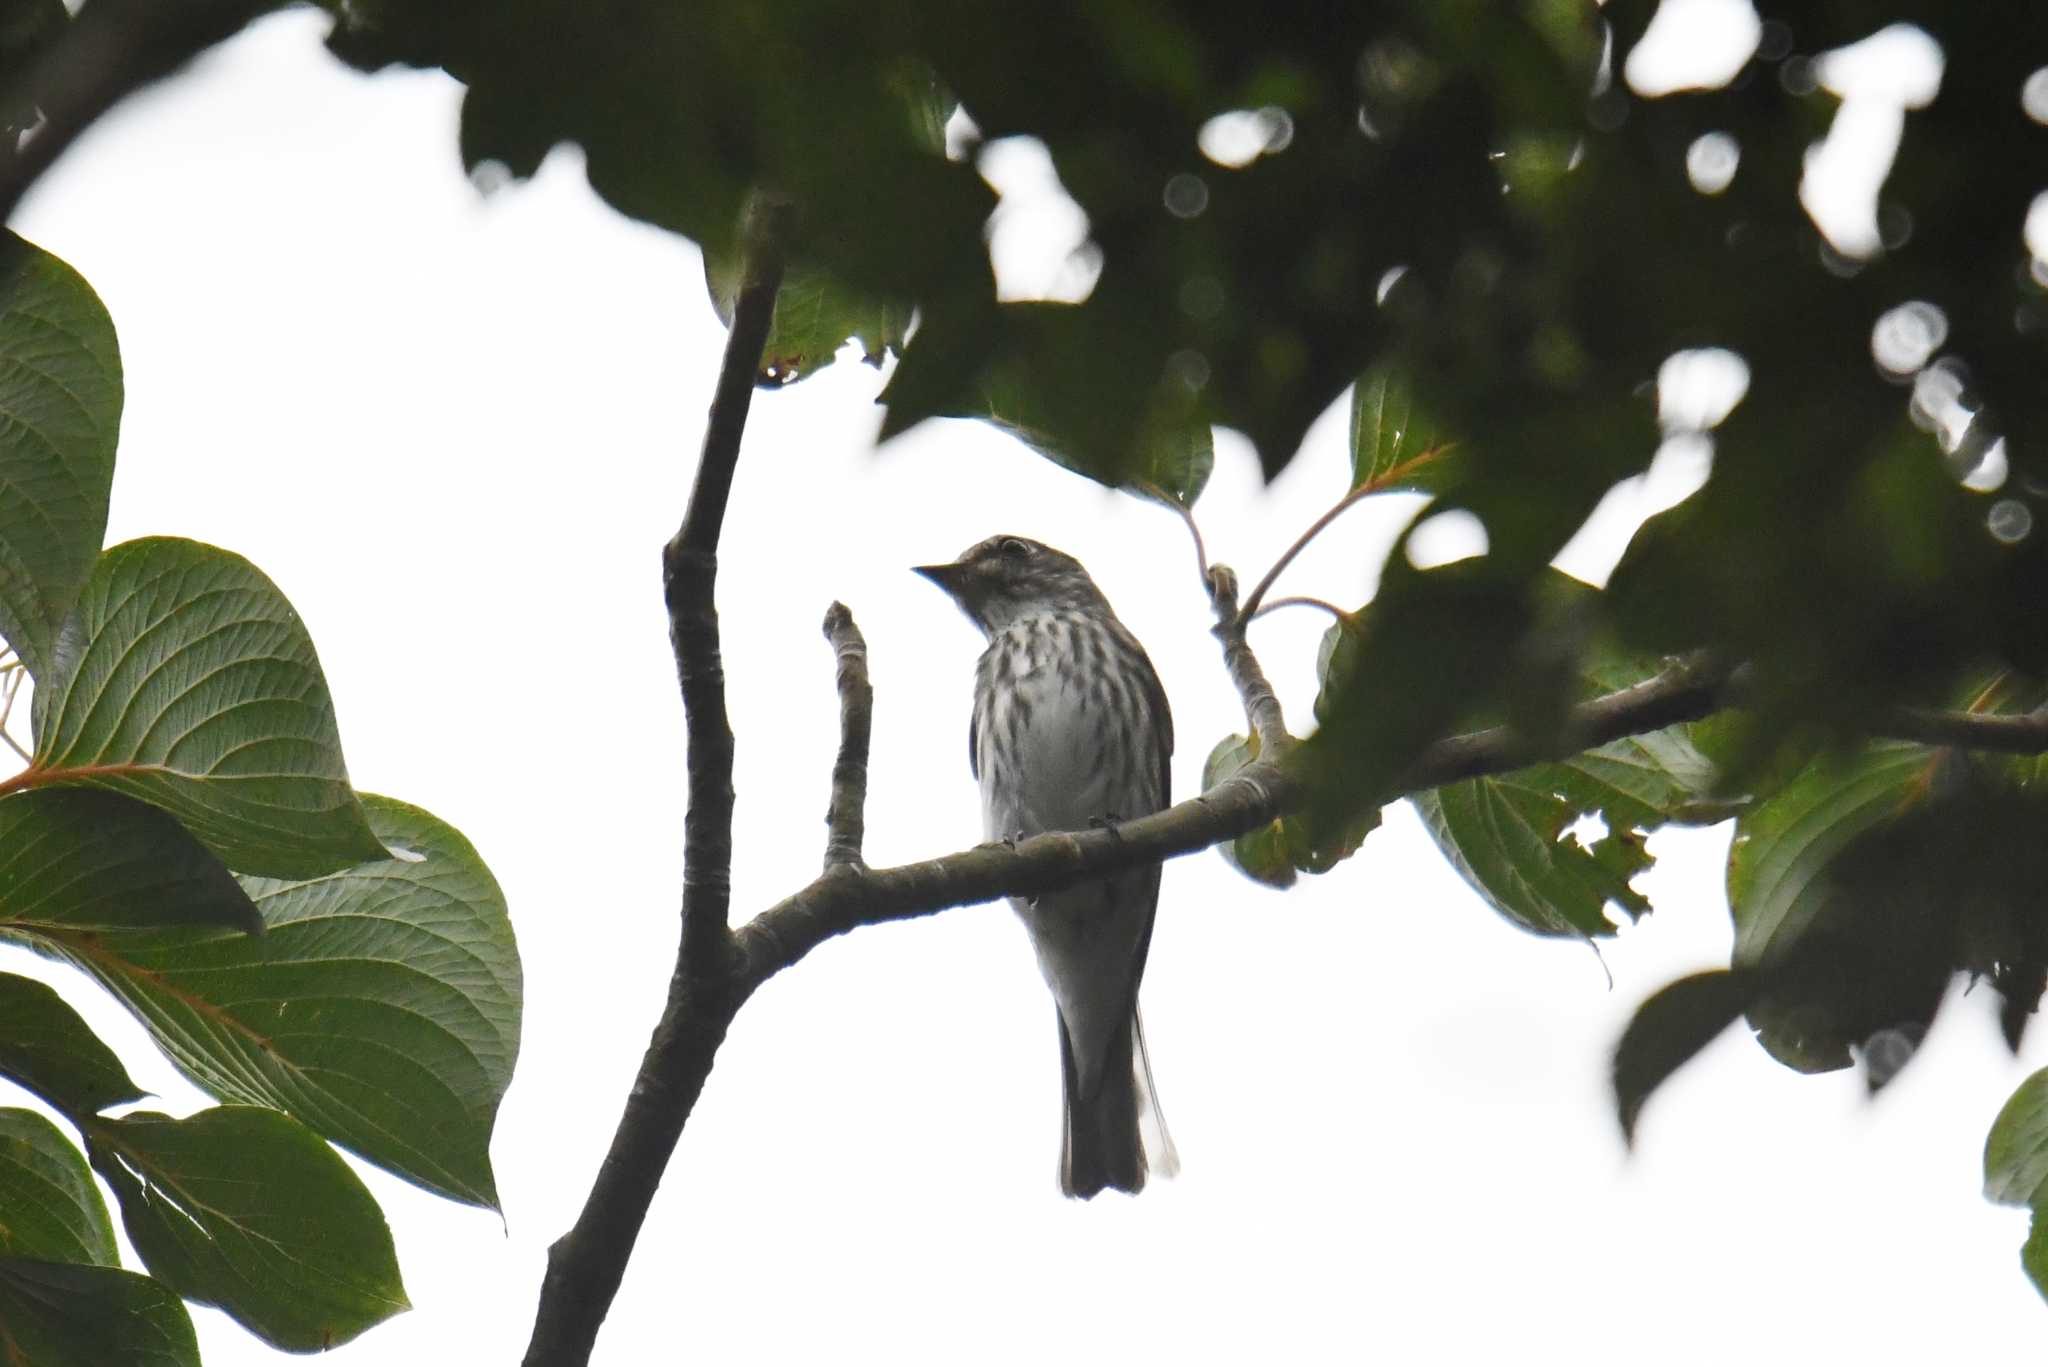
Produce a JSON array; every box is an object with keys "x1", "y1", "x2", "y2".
[
  {"x1": 0, "y1": 229, "x2": 520, "y2": 1354},
  {"x1": 5, "y1": 0, "x2": 2048, "y2": 1359}
]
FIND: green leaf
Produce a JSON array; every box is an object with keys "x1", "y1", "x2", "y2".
[
  {"x1": 1200, "y1": 731, "x2": 1377, "y2": 886},
  {"x1": 703, "y1": 246, "x2": 912, "y2": 385},
  {"x1": 27, "y1": 537, "x2": 386, "y2": 878},
  {"x1": 1413, "y1": 774, "x2": 1649, "y2": 938},
  {"x1": 0, "y1": 973, "x2": 144, "y2": 1117},
  {"x1": 0, "y1": 232, "x2": 120, "y2": 682},
  {"x1": 1724, "y1": 745, "x2": 1978, "y2": 1077},
  {"x1": 1349, "y1": 365, "x2": 1456, "y2": 494},
  {"x1": 0, "y1": 1108, "x2": 117, "y2": 1265},
  {"x1": 971, "y1": 356, "x2": 1215, "y2": 507},
  {"x1": 87, "y1": 1106, "x2": 407, "y2": 1352},
  {"x1": 0, "y1": 1259, "x2": 197, "y2": 1367},
  {"x1": 1727, "y1": 745, "x2": 1930, "y2": 973},
  {"x1": 0, "y1": 788, "x2": 262, "y2": 936},
  {"x1": 1987, "y1": 1068, "x2": 2048, "y2": 1209},
  {"x1": 1200, "y1": 732, "x2": 1293, "y2": 888},
  {"x1": 1985, "y1": 1069, "x2": 2048, "y2": 1305},
  {"x1": 1612, "y1": 970, "x2": 1764, "y2": 1145},
  {"x1": 46, "y1": 796, "x2": 518, "y2": 1209},
  {"x1": 2025, "y1": 1214, "x2": 2048, "y2": 1307},
  {"x1": 1411, "y1": 694, "x2": 1721, "y2": 939}
]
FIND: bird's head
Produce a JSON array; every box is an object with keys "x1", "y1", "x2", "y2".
[{"x1": 914, "y1": 535, "x2": 1110, "y2": 634}]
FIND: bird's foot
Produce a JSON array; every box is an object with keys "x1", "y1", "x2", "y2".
[{"x1": 1089, "y1": 813, "x2": 1126, "y2": 841}]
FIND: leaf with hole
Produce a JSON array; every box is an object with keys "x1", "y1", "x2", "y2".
[
  {"x1": 704, "y1": 245, "x2": 912, "y2": 384},
  {"x1": 26, "y1": 537, "x2": 386, "y2": 878},
  {"x1": 88, "y1": 1105, "x2": 407, "y2": 1352}
]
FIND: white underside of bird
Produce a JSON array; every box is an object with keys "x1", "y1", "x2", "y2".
[{"x1": 973, "y1": 615, "x2": 1178, "y2": 1192}]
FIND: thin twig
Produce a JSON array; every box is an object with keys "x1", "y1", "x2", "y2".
[
  {"x1": 0, "y1": 669, "x2": 27, "y2": 763},
  {"x1": 1206, "y1": 565, "x2": 1292, "y2": 755},
  {"x1": 1235, "y1": 444, "x2": 1453, "y2": 622},
  {"x1": 731, "y1": 654, "x2": 2048, "y2": 991},
  {"x1": 821, "y1": 601, "x2": 872, "y2": 870},
  {"x1": 1247, "y1": 595, "x2": 1350, "y2": 624},
  {"x1": 1135, "y1": 481, "x2": 1210, "y2": 587},
  {"x1": 1236, "y1": 485, "x2": 1372, "y2": 622},
  {"x1": 524, "y1": 196, "x2": 793, "y2": 1367}
]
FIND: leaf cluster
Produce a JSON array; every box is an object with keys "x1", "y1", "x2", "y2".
[{"x1": 0, "y1": 230, "x2": 521, "y2": 1360}]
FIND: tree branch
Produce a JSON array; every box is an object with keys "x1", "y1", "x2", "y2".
[
  {"x1": 731, "y1": 655, "x2": 2048, "y2": 993},
  {"x1": 821, "y1": 601, "x2": 872, "y2": 870},
  {"x1": 523, "y1": 197, "x2": 792, "y2": 1367},
  {"x1": 0, "y1": 0, "x2": 282, "y2": 226},
  {"x1": 1206, "y1": 565, "x2": 1292, "y2": 755}
]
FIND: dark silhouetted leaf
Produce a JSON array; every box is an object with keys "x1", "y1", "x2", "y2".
[
  {"x1": 1612, "y1": 970, "x2": 1764, "y2": 1144},
  {"x1": 703, "y1": 247, "x2": 912, "y2": 385}
]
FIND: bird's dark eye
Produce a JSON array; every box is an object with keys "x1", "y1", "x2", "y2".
[{"x1": 999, "y1": 537, "x2": 1031, "y2": 558}]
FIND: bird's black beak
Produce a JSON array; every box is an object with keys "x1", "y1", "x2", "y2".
[{"x1": 913, "y1": 561, "x2": 968, "y2": 596}]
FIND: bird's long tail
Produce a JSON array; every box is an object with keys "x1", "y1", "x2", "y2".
[{"x1": 1059, "y1": 1007, "x2": 1177, "y2": 1198}]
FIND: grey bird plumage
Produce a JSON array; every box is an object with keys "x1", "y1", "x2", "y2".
[{"x1": 916, "y1": 534, "x2": 1179, "y2": 1198}]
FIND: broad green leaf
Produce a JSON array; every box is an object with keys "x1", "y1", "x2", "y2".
[
  {"x1": 1727, "y1": 744, "x2": 1931, "y2": 974},
  {"x1": 0, "y1": 1108, "x2": 116, "y2": 1265},
  {"x1": 1413, "y1": 774, "x2": 1649, "y2": 938},
  {"x1": 1349, "y1": 365, "x2": 1457, "y2": 494},
  {"x1": 0, "y1": 232, "x2": 120, "y2": 682},
  {"x1": 1611, "y1": 970, "x2": 1763, "y2": 1144},
  {"x1": 46, "y1": 796, "x2": 518, "y2": 1209},
  {"x1": 0, "y1": 788, "x2": 261, "y2": 936},
  {"x1": 704, "y1": 248, "x2": 912, "y2": 384},
  {"x1": 0, "y1": 973, "x2": 143, "y2": 1117},
  {"x1": 27, "y1": 537, "x2": 386, "y2": 878},
  {"x1": 0, "y1": 1259, "x2": 197, "y2": 1367},
  {"x1": 1988, "y1": 1068, "x2": 2048, "y2": 1209},
  {"x1": 87, "y1": 1106, "x2": 407, "y2": 1352},
  {"x1": 1724, "y1": 745, "x2": 1983, "y2": 1076}
]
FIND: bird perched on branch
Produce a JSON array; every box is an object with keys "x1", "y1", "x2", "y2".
[{"x1": 916, "y1": 534, "x2": 1179, "y2": 1197}]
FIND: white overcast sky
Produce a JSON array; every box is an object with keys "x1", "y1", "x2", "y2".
[{"x1": 4, "y1": 6, "x2": 2045, "y2": 1364}]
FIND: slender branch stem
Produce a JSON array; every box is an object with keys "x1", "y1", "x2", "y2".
[
  {"x1": 730, "y1": 655, "x2": 2048, "y2": 992},
  {"x1": 1136, "y1": 481, "x2": 1210, "y2": 587},
  {"x1": 1206, "y1": 566, "x2": 1292, "y2": 755},
  {"x1": 523, "y1": 197, "x2": 792, "y2": 1367},
  {"x1": 821, "y1": 601, "x2": 872, "y2": 870},
  {"x1": 1236, "y1": 484, "x2": 1372, "y2": 622},
  {"x1": 1248, "y1": 595, "x2": 1350, "y2": 624},
  {"x1": 0, "y1": 669, "x2": 26, "y2": 763}
]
